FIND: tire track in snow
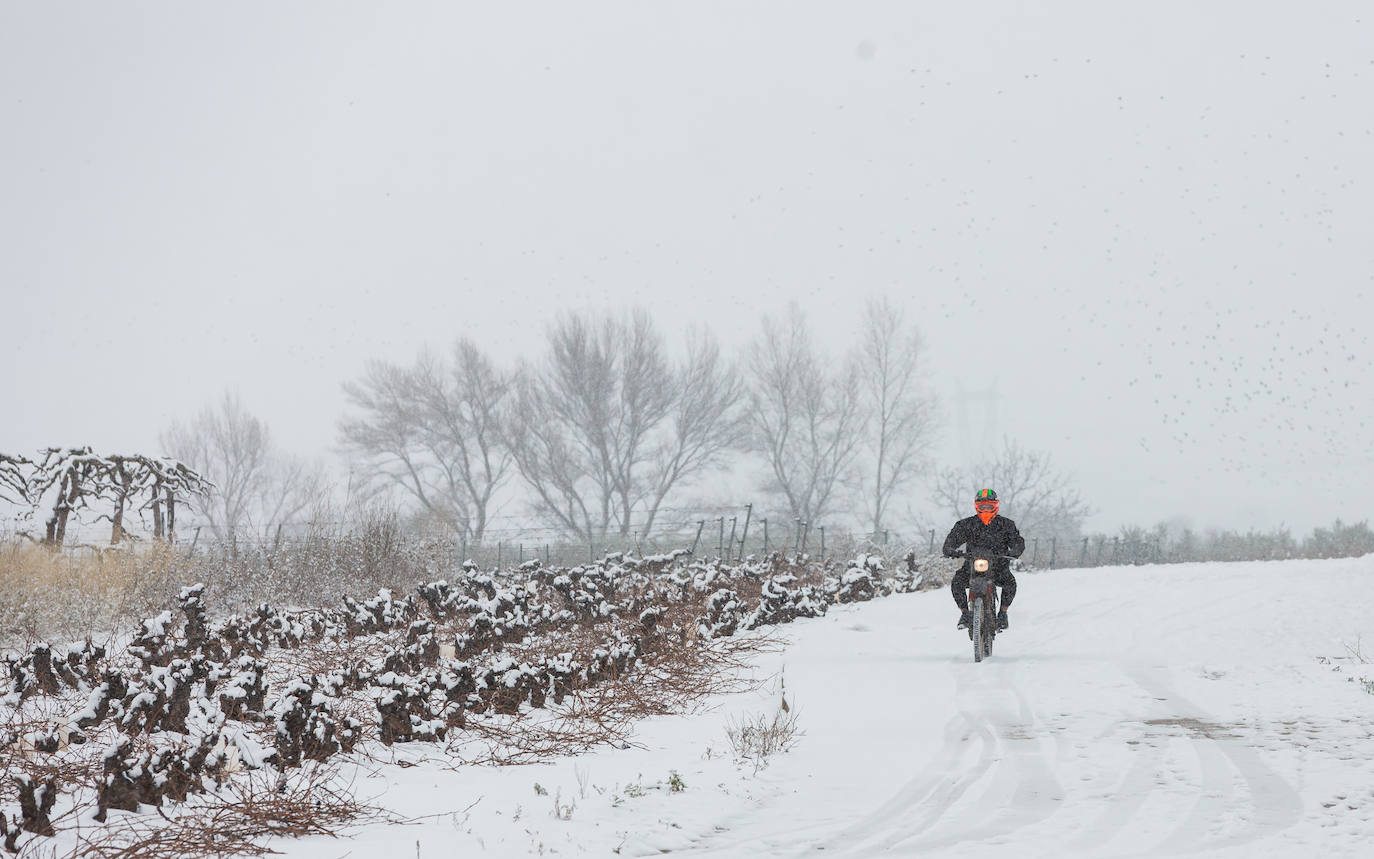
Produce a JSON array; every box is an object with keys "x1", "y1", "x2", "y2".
[
  {"x1": 686, "y1": 665, "x2": 997, "y2": 857},
  {"x1": 1149, "y1": 725, "x2": 1235, "y2": 855},
  {"x1": 858, "y1": 664, "x2": 1065, "y2": 855},
  {"x1": 673, "y1": 707, "x2": 996, "y2": 857},
  {"x1": 807, "y1": 661, "x2": 1063, "y2": 857},
  {"x1": 1067, "y1": 726, "x2": 1166, "y2": 853},
  {"x1": 1123, "y1": 666, "x2": 1303, "y2": 856},
  {"x1": 673, "y1": 664, "x2": 987, "y2": 857},
  {"x1": 807, "y1": 667, "x2": 995, "y2": 856},
  {"x1": 831, "y1": 711, "x2": 997, "y2": 855}
]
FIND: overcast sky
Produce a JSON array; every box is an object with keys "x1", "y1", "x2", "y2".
[{"x1": 3, "y1": 2, "x2": 1371, "y2": 536}]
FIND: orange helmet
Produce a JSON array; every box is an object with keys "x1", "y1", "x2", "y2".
[{"x1": 974, "y1": 488, "x2": 999, "y2": 523}]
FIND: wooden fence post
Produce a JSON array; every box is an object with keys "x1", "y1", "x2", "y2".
[{"x1": 738, "y1": 504, "x2": 752, "y2": 561}]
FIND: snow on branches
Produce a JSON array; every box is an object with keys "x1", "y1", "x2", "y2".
[{"x1": 0, "y1": 449, "x2": 211, "y2": 547}]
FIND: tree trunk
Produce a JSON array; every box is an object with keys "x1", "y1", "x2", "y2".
[
  {"x1": 110, "y1": 499, "x2": 124, "y2": 545},
  {"x1": 111, "y1": 470, "x2": 132, "y2": 545},
  {"x1": 151, "y1": 495, "x2": 165, "y2": 539},
  {"x1": 50, "y1": 472, "x2": 75, "y2": 548},
  {"x1": 53, "y1": 506, "x2": 70, "y2": 547}
]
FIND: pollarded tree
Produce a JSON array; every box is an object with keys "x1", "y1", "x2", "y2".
[
  {"x1": 141, "y1": 457, "x2": 212, "y2": 541},
  {"x1": 338, "y1": 338, "x2": 512, "y2": 542},
  {"x1": 3, "y1": 450, "x2": 211, "y2": 546},
  {"x1": 746, "y1": 304, "x2": 865, "y2": 527},
  {"x1": 506, "y1": 311, "x2": 743, "y2": 543},
  {"x1": 102, "y1": 454, "x2": 152, "y2": 545},
  {"x1": 98, "y1": 455, "x2": 212, "y2": 544},
  {"x1": 28, "y1": 448, "x2": 107, "y2": 547}
]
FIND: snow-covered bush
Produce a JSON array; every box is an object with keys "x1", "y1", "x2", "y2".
[{"x1": 0, "y1": 549, "x2": 917, "y2": 852}]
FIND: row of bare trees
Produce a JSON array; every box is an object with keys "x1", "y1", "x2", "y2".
[
  {"x1": 338, "y1": 311, "x2": 746, "y2": 544},
  {"x1": 749, "y1": 301, "x2": 937, "y2": 535},
  {"x1": 7, "y1": 303, "x2": 1088, "y2": 550},
  {"x1": 336, "y1": 298, "x2": 942, "y2": 544},
  {"x1": 0, "y1": 449, "x2": 210, "y2": 547}
]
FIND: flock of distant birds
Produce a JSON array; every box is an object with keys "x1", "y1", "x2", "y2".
[{"x1": 1103, "y1": 298, "x2": 1367, "y2": 476}]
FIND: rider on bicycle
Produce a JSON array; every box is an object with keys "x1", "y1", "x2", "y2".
[{"x1": 944, "y1": 488, "x2": 1025, "y2": 631}]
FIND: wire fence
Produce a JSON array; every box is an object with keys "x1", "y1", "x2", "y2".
[
  {"x1": 3, "y1": 528, "x2": 1163, "y2": 573},
  {"x1": 5, "y1": 506, "x2": 1362, "y2": 571}
]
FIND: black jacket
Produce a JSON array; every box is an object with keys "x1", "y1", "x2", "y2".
[{"x1": 942, "y1": 515, "x2": 1026, "y2": 575}]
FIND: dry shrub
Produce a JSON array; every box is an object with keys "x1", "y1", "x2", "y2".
[
  {"x1": 68, "y1": 763, "x2": 389, "y2": 859},
  {"x1": 177, "y1": 511, "x2": 445, "y2": 615},
  {"x1": 725, "y1": 705, "x2": 802, "y2": 773}
]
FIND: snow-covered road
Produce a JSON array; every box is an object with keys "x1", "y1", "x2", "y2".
[{"x1": 283, "y1": 557, "x2": 1374, "y2": 858}]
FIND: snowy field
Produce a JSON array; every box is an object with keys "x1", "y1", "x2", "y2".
[{"x1": 277, "y1": 556, "x2": 1374, "y2": 858}]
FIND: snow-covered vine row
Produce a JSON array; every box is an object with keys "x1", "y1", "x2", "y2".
[{"x1": 0, "y1": 551, "x2": 935, "y2": 853}]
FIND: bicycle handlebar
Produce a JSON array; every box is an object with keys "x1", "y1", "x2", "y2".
[{"x1": 947, "y1": 550, "x2": 1019, "y2": 561}]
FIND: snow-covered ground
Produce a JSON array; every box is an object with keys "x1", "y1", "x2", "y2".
[{"x1": 279, "y1": 557, "x2": 1374, "y2": 858}]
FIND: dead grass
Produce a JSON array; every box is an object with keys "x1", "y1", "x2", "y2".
[{"x1": 0, "y1": 542, "x2": 189, "y2": 646}]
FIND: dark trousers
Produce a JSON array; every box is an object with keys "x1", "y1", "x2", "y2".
[{"x1": 950, "y1": 566, "x2": 1017, "y2": 611}]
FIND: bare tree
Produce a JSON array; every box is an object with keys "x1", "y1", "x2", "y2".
[
  {"x1": 338, "y1": 338, "x2": 512, "y2": 542},
  {"x1": 140, "y1": 458, "x2": 213, "y2": 541},
  {"x1": 506, "y1": 310, "x2": 742, "y2": 542},
  {"x1": 642, "y1": 332, "x2": 746, "y2": 535},
  {"x1": 257, "y1": 455, "x2": 331, "y2": 537},
  {"x1": 161, "y1": 392, "x2": 267, "y2": 540},
  {"x1": 932, "y1": 438, "x2": 1091, "y2": 541},
  {"x1": 746, "y1": 304, "x2": 865, "y2": 526},
  {"x1": 857, "y1": 296, "x2": 937, "y2": 537},
  {"x1": 162, "y1": 391, "x2": 324, "y2": 542}
]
